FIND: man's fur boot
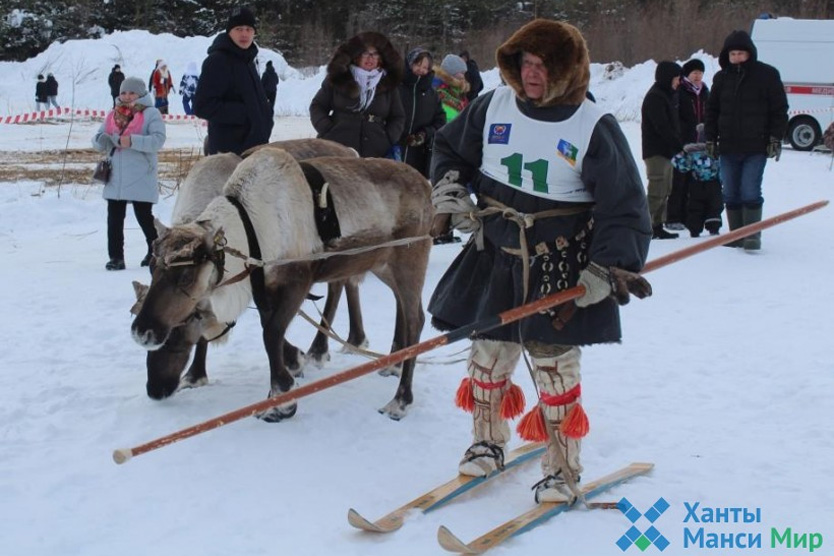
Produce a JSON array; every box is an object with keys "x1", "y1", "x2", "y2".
[
  {"x1": 457, "y1": 340, "x2": 522, "y2": 477},
  {"x1": 530, "y1": 346, "x2": 584, "y2": 503}
]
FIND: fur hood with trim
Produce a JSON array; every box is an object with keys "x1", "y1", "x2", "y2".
[
  {"x1": 431, "y1": 65, "x2": 470, "y2": 93},
  {"x1": 495, "y1": 19, "x2": 590, "y2": 106},
  {"x1": 324, "y1": 32, "x2": 403, "y2": 97}
]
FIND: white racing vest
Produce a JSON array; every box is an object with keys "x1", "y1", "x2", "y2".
[{"x1": 480, "y1": 86, "x2": 605, "y2": 202}]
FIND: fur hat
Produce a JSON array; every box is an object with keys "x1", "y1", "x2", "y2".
[
  {"x1": 120, "y1": 76, "x2": 148, "y2": 96},
  {"x1": 441, "y1": 54, "x2": 467, "y2": 76},
  {"x1": 496, "y1": 19, "x2": 590, "y2": 106},
  {"x1": 682, "y1": 58, "x2": 705, "y2": 77},
  {"x1": 226, "y1": 6, "x2": 257, "y2": 33}
]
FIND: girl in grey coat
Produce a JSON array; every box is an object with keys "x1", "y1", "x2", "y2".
[{"x1": 92, "y1": 76, "x2": 166, "y2": 270}]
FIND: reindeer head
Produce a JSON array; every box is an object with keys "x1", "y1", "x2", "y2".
[{"x1": 130, "y1": 219, "x2": 227, "y2": 350}]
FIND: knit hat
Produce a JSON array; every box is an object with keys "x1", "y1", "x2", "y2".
[
  {"x1": 441, "y1": 54, "x2": 467, "y2": 76},
  {"x1": 406, "y1": 47, "x2": 431, "y2": 67},
  {"x1": 682, "y1": 58, "x2": 705, "y2": 77},
  {"x1": 120, "y1": 76, "x2": 148, "y2": 96},
  {"x1": 226, "y1": 6, "x2": 257, "y2": 33}
]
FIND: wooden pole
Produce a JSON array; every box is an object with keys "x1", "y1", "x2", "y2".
[{"x1": 113, "y1": 200, "x2": 828, "y2": 464}]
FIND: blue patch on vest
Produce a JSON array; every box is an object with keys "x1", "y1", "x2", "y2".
[
  {"x1": 556, "y1": 139, "x2": 579, "y2": 166},
  {"x1": 487, "y1": 123, "x2": 512, "y2": 144}
]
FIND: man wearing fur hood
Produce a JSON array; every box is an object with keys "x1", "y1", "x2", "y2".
[
  {"x1": 428, "y1": 19, "x2": 652, "y2": 504},
  {"x1": 309, "y1": 32, "x2": 405, "y2": 158}
]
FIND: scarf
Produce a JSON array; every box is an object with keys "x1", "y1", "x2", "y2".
[
  {"x1": 349, "y1": 65, "x2": 385, "y2": 112},
  {"x1": 681, "y1": 76, "x2": 703, "y2": 96},
  {"x1": 105, "y1": 101, "x2": 146, "y2": 137}
]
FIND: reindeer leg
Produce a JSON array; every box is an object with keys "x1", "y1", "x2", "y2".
[
  {"x1": 344, "y1": 282, "x2": 368, "y2": 349},
  {"x1": 180, "y1": 337, "x2": 209, "y2": 389},
  {"x1": 306, "y1": 281, "x2": 343, "y2": 366},
  {"x1": 377, "y1": 301, "x2": 405, "y2": 377},
  {"x1": 256, "y1": 281, "x2": 311, "y2": 423},
  {"x1": 378, "y1": 245, "x2": 429, "y2": 420}
]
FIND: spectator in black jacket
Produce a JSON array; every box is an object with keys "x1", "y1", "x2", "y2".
[
  {"x1": 193, "y1": 6, "x2": 273, "y2": 155},
  {"x1": 261, "y1": 60, "x2": 279, "y2": 113},
  {"x1": 705, "y1": 30, "x2": 788, "y2": 251},
  {"x1": 666, "y1": 58, "x2": 710, "y2": 230},
  {"x1": 399, "y1": 47, "x2": 446, "y2": 178},
  {"x1": 108, "y1": 65, "x2": 125, "y2": 107},
  {"x1": 45, "y1": 73, "x2": 59, "y2": 108},
  {"x1": 641, "y1": 61, "x2": 683, "y2": 239},
  {"x1": 35, "y1": 75, "x2": 48, "y2": 111},
  {"x1": 459, "y1": 50, "x2": 483, "y2": 102}
]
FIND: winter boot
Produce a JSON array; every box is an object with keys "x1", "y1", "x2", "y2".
[
  {"x1": 724, "y1": 208, "x2": 744, "y2": 248},
  {"x1": 105, "y1": 258, "x2": 126, "y2": 271},
  {"x1": 520, "y1": 346, "x2": 584, "y2": 503},
  {"x1": 457, "y1": 340, "x2": 522, "y2": 477},
  {"x1": 742, "y1": 206, "x2": 762, "y2": 251},
  {"x1": 652, "y1": 224, "x2": 678, "y2": 240}
]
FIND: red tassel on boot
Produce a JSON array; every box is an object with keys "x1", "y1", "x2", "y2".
[
  {"x1": 516, "y1": 407, "x2": 548, "y2": 442},
  {"x1": 454, "y1": 377, "x2": 475, "y2": 413},
  {"x1": 499, "y1": 383, "x2": 526, "y2": 419},
  {"x1": 559, "y1": 403, "x2": 590, "y2": 439}
]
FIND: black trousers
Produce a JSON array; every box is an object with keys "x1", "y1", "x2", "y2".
[
  {"x1": 666, "y1": 170, "x2": 689, "y2": 224},
  {"x1": 107, "y1": 200, "x2": 157, "y2": 260}
]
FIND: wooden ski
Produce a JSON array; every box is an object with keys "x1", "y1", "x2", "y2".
[
  {"x1": 347, "y1": 443, "x2": 545, "y2": 533},
  {"x1": 437, "y1": 462, "x2": 654, "y2": 553}
]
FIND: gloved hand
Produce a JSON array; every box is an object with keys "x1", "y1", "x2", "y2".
[
  {"x1": 705, "y1": 141, "x2": 717, "y2": 159},
  {"x1": 406, "y1": 131, "x2": 426, "y2": 147},
  {"x1": 575, "y1": 262, "x2": 612, "y2": 308},
  {"x1": 608, "y1": 267, "x2": 653, "y2": 305},
  {"x1": 432, "y1": 171, "x2": 480, "y2": 235},
  {"x1": 767, "y1": 137, "x2": 782, "y2": 161}
]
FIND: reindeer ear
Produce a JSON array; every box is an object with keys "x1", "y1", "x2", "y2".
[
  {"x1": 153, "y1": 218, "x2": 169, "y2": 237},
  {"x1": 130, "y1": 281, "x2": 149, "y2": 315}
]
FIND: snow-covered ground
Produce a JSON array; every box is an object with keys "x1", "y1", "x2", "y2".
[{"x1": 1, "y1": 31, "x2": 833, "y2": 556}]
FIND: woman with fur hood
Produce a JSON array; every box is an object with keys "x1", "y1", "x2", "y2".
[
  {"x1": 428, "y1": 19, "x2": 652, "y2": 504},
  {"x1": 92, "y1": 76, "x2": 166, "y2": 271},
  {"x1": 309, "y1": 31, "x2": 405, "y2": 158}
]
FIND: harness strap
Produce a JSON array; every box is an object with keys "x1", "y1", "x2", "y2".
[{"x1": 225, "y1": 196, "x2": 269, "y2": 311}]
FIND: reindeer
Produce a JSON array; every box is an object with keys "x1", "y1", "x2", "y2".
[{"x1": 131, "y1": 146, "x2": 432, "y2": 421}]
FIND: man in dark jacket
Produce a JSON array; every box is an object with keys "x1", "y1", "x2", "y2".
[
  {"x1": 705, "y1": 30, "x2": 788, "y2": 251},
  {"x1": 641, "y1": 61, "x2": 684, "y2": 239},
  {"x1": 108, "y1": 65, "x2": 125, "y2": 107},
  {"x1": 459, "y1": 50, "x2": 484, "y2": 102},
  {"x1": 429, "y1": 20, "x2": 651, "y2": 505},
  {"x1": 193, "y1": 7, "x2": 273, "y2": 155},
  {"x1": 261, "y1": 60, "x2": 279, "y2": 113}
]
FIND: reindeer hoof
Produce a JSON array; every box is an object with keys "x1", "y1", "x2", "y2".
[
  {"x1": 378, "y1": 399, "x2": 409, "y2": 421},
  {"x1": 177, "y1": 376, "x2": 208, "y2": 390},
  {"x1": 256, "y1": 402, "x2": 297, "y2": 423},
  {"x1": 304, "y1": 350, "x2": 330, "y2": 369},
  {"x1": 377, "y1": 364, "x2": 403, "y2": 378},
  {"x1": 341, "y1": 337, "x2": 369, "y2": 353}
]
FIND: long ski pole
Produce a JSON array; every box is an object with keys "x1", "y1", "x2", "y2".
[{"x1": 113, "y1": 199, "x2": 828, "y2": 465}]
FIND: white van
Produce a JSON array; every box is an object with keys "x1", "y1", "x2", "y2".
[{"x1": 750, "y1": 16, "x2": 834, "y2": 150}]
